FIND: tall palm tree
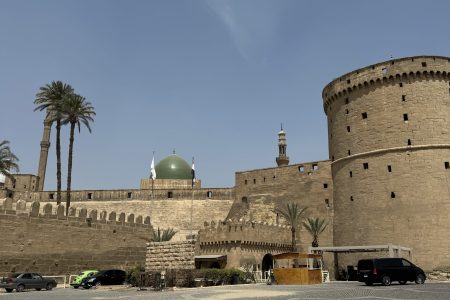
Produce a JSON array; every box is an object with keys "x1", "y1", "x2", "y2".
[
  {"x1": 0, "y1": 140, "x2": 19, "y2": 181},
  {"x1": 275, "y1": 203, "x2": 307, "y2": 252},
  {"x1": 34, "y1": 81, "x2": 74, "y2": 204},
  {"x1": 60, "y1": 94, "x2": 95, "y2": 215},
  {"x1": 303, "y1": 217, "x2": 328, "y2": 247}
]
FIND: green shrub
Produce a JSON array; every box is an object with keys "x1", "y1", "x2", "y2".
[{"x1": 126, "y1": 265, "x2": 145, "y2": 287}]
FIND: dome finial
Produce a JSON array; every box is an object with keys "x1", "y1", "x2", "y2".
[
  {"x1": 281, "y1": 123, "x2": 283, "y2": 131},
  {"x1": 173, "y1": 149, "x2": 176, "y2": 155}
]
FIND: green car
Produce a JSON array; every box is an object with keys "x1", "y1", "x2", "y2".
[{"x1": 71, "y1": 270, "x2": 98, "y2": 289}]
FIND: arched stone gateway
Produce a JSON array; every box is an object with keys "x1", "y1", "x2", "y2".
[{"x1": 261, "y1": 253, "x2": 274, "y2": 275}]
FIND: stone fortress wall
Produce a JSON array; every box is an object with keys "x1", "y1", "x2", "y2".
[
  {"x1": 6, "y1": 188, "x2": 235, "y2": 241},
  {"x1": 198, "y1": 219, "x2": 291, "y2": 268},
  {"x1": 0, "y1": 197, "x2": 152, "y2": 276},
  {"x1": 323, "y1": 56, "x2": 450, "y2": 270},
  {"x1": 229, "y1": 160, "x2": 334, "y2": 253}
]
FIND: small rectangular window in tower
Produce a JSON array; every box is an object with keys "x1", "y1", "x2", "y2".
[
  {"x1": 312, "y1": 164, "x2": 319, "y2": 171},
  {"x1": 388, "y1": 165, "x2": 392, "y2": 172},
  {"x1": 244, "y1": 179, "x2": 247, "y2": 185},
  {"x1": 263, "y1": 177, "x2": 266, "y2": 182},
  {"x1": 362, "y1": 112, "x2": 368, "y2": 119},
  {"x1": 168, "y1": 191, "x2": 173, "y2": 198},
  {"x1": 325, "y1": 199, "x2": 330, "y2": 208},
  {"x1": 253, "y1": 179, "x2": 256, "y2": 184},
  {"x1": 407, "y1": 139, "x2": 412, "y2": 146},
  {"x1": 399, "y1": 82, "x2": 403, "y2": 87},
  {"x1": 49, "y1": 193, "x2": 54, "y2": 200},
  {"x1": 348, "y1": 150, "x2": 351, "y2": 156},
  {"x1": 323, "y1": 183, "x2": 328, "y2": 189},
  {"x1": 346, "y1": 109, "x2": 349, "y2": 115},
  {"x1": 347, "y1": 126, "x2": 351, "y2": 132},
  {"x1": 363, "y1": 163, "x2": 369, "y2": 169},
  {"x1": 347, "y1": 79, "x2": 351, "y2": 84},
  {"x1": 127, "y1": 192, "x2": 132, "y2": 199},
  {"x1": 331, "y1": 156, "x2": 335, "y2": 161},
  {"x1": 88, "y1": 193, "x2": 92, "y2": 200},
  {"x1": 403, "y1": 113, "x2": 408, "y2": 121},
  {"x1": 345, "y1": 98, "x2": 349, "y2": 104},
  {"x1": 299, "y1": 166, "x2": 304, "y2": 172},
  {"x1": 349, "y1": 171, "x2": 353, "y2": 178},
  {"x1": 445, "y1": 162, "x2": 450, "y2": 169},
  {"x1": 391, "y1": 192, "x2": 396, "y2": 199},
  {"x1": 402, "y1": 95, "x2": 406, "y2": 101},
  {"x1": 421, "y1": 62, "x2": 427, "y2": 67},
  {"x1": 350, "y1": 196, "x2": 354, "y2": 201}
]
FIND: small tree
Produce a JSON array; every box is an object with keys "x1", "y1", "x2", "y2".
[
  {"x1": 0, "y1": 140, "x2": 19, "y2": 180},
  {"x1": 150, "y1": 227, "x2": 177, "y2": 242},
  {"x1": 303, "y1": 217, "x2": 328, "y2": 247},
  {"x1": 275, "y1": 203, "x2": 307, "y2": 252}
]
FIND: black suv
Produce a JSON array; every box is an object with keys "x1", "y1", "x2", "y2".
[
  {"x1": 80, "y1": 269, "x2": 126, "y2": 289},
  {"x1": 357, "y1": 258, "x2": 426, "y2": 286}
]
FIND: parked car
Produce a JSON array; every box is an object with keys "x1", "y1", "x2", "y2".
[
  {"x1": 357, "y1": 258, "x2": 426, "y2": 286},
  {"x1": 80, "y1": 269, "x2": 126, "y2": 289},
  {"x1": 0, "y1": 272, "x2": 57, "y2": 293},
  {"x1": 70, "y1": 270, "x2": 98, "y2": 289}
]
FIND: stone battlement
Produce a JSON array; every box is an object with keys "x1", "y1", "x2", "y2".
[
  {"x1": 322, "y1": 55, "x2": 450, "y2": 113},
  {"x1": 0, "y1": 198, "x2": 151, "y2": 228},
  {"x1": 198, "y1": 219, "x2": 291, "y2": 246}
]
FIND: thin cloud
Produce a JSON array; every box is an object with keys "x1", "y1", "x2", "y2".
[{"x1": 205, "y1": 0, "x2": 286, "y2": 62}]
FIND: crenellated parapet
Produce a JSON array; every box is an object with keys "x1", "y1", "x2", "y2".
[
  {"x1": 198, "y1": 219, "x2": 291, "y2": 248},
  {"x1": 322, "y1": 55, "x2": 450, "y2": 113},
  {"x1": 0, "y1": 199, "x2": 152, "y2": 229}
]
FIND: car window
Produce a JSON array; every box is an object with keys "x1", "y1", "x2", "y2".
[
  {"x1": 21, "y1": 273, "x2": 32, "y2": 279},
  {"x1": 358, "y1": 260, "x2": 373, "y2": 270},
  {"x1": 32, "y1": 274, "x2": 42, "y2": 279},
  {"x1": 402, "y1": 259, "x2": 412, "y2": 267}
]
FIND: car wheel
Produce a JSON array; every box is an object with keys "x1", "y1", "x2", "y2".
[
  {"x1": 415, "y1": 274, "x2": 425, "y2": 284},
  {"x1": 73, "y1": 286, "x2": 79, "y2": 289},
  {"x1": 16, "y1": 284, "x2": 25, "y2": 292},
  {"x1": 381, "y1": 275, "x2": 391, "y2": 286},
  {"x1": 35, "y1": 288, "x2": 42, "y2": 291},
  {"x1": 95, "y1": 281, "x2": 101, "y2": 288},
  {"x1": 399, "y1": 280, "x2": 407, "y2": 285},
  {"x1": 82, "y1": 285, "x2": 91, "y2": 289},
  {"x1": 46, "y1": 283, "x2": 53, "y2": 291},
  {"x1": 5, "y1": 288, "x2": 13, "y2": 293},
  {"x1": 364, "y1": 281, "x2": 373, "y2": 286}
]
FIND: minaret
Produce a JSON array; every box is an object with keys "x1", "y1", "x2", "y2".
[
  {"x1": 276, "y1": 124, "x2": 289, "y2": 167},
  {"x1": 37, "y1": 111, "x2": 53, "y2": 191}
]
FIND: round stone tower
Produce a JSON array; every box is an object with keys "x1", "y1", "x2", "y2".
[{"x1": 322, "y1": 55, "x2": 450, "y2": 270}]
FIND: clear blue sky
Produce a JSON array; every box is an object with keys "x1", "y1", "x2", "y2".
[{"x1": 1, "y1": 0, "x2": 449, "y2": 190}]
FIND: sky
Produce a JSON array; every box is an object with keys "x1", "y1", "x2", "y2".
[{"x1": 1, "y1": 0, "x2": 449, "y2": 190}]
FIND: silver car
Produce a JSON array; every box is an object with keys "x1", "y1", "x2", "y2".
[{"x1": 0, "y1": 272, "x2": 57, "y2": 293}]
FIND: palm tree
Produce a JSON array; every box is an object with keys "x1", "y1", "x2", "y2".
[
  {"x1": 150, "y1": 227, "x2": 178, "y2": 242},
  {"x1": 0, "y1": 140, "x2": 19, "y2": 181},
  {"x1": 60, "y1": 94, "x2": 95, "y2": 215},
  {"x1": 275, "y1": 203, "x2": 307, "y2": 252},
  {"x1": 303, "y1": 217, "x2": 328, "y2": 247},
  {"x1": 34, "y1": 81, "x2": 74, "y2": 204}
]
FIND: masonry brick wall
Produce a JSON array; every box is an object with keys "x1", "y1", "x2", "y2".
[
  {"x1": 0, "y1": 201, "x2": 152, "y2": 276},
  {"x1": 145, "y1": 241, "x2": 195, "y2": 271},
  {"x1": 231, "y1": 161, "x2": 334, "y2": 253}
]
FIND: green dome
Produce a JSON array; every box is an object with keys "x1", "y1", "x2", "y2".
[{"x1": 155, "y1": 154, "x2": 192, "y2": 180}]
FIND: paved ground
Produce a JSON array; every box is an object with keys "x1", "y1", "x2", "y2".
[{"x1": 0, "y1": 281, "x2": 449, "y2": 299}]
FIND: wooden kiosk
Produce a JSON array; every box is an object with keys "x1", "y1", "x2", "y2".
[{"x1": 272, "y1": 252, "x2": 323, "y2": 285}]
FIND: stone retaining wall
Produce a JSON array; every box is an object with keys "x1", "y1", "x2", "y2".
[{"x1": 145, "y1": 241, "x2": 195, "y2": 271}]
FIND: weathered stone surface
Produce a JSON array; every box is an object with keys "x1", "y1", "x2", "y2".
[
  {"x1": 145, "y1": 241, "x2": 195, "y2": 271},
  {"x1": 30, "y1": 201, "x2": 40, "y2": 217},
  {"x1": 42, "y1": 203, "x2": 52, "y2": 215}
]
